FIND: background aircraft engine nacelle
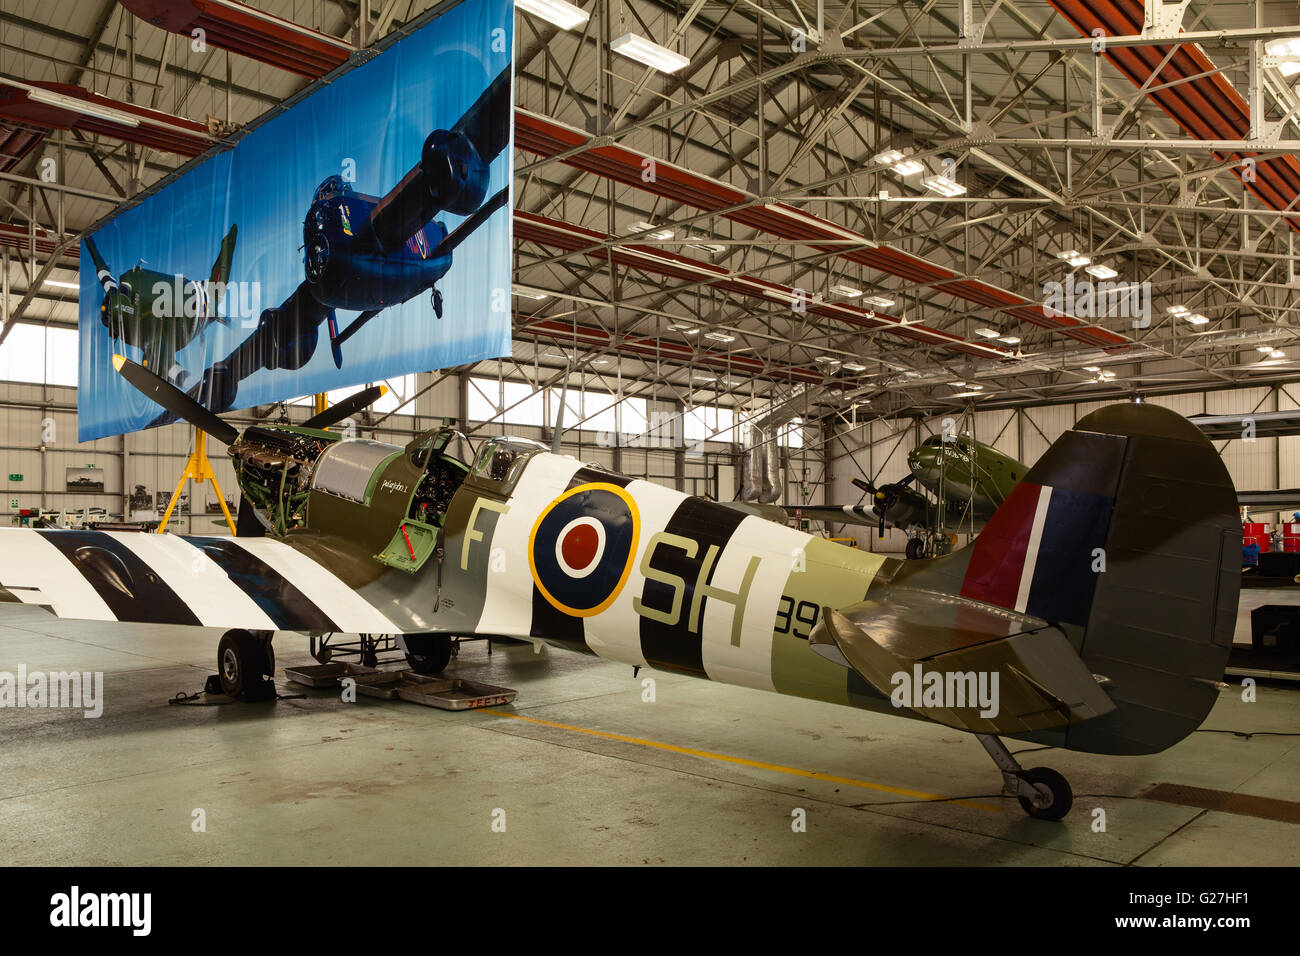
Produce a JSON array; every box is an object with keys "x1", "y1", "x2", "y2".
[
  {"x1": 198, "y1": 362, "x2": 236, "y2": 415},
  {"x1": 256, "y1": 302, "x2": 321, "y2": 371},
  {"x1": 421, "y1": 128, "x2": 488, "y2": 217}
]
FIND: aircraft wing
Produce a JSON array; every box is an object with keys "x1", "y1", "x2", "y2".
[
  {"x1": 450, "y1": 65, "x2": 512, "y2": 162},
  {"x1": 0, "y1": 528, "x2": 401, "y2": 634},
  {"x1": 781, "y1": 504, "x2": 877, "y2": 527},
  {"x1": 1238, "y1": 489, "x2": 1300, "y2": 512},
  {"x1": 809, "y1": 587, "x2": 1116, "y2": 735}
]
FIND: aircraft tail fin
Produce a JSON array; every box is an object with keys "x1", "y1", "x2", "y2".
[
  {"x1": 208, "y1": 224, "x2": 238, "y2": 298},
  {"x1": 894, "y1": 402, "x2": 1240, "y2": 754}
]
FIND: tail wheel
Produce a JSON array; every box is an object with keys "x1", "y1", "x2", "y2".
[
  {"x1": 1016, "y1": 767, "x2": 1073, "y2": 821},
  {"x1": 402, "y1": 633, "x2": 452, "y2": 675},
  {"x1": 217, "y1": 629, "x2": 276, "y2": 701}
]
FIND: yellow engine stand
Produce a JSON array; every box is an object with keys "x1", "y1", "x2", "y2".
[{"x1": 157, "y1": 427, "x2": 236, "y2": 536}]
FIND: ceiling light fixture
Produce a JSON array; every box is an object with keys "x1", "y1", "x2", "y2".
[
  {"x1": 862, "y1": 294, "x2": 895, "y2": 308},
  {"x1": 1085, "y1": 263, "x2": 1119, "y2": 280},
  {"x1": 610, "y1": 32, "x2": 690, "y2": 73},
  {"x1": 872, "y1": 149, "x2": 924, "y2": 176},
  {"x1": 974, "y1": 327, "x2": 1000, "y2": 338},
  {"x1": 920, "y1": 174, "x2": 966, "y2": 197},
  {"x1": 703, "y1": 331, "x2": 735, "y2": 343},
  {"x1": 514, "y1": 0, "x2": 590, "y2": 30},
  {"x1": 829, "y1": 283, "x2": 861, "y2": 297},
  {"x1": 25, "y1": 86, "x2": 142, "y2": 127}
]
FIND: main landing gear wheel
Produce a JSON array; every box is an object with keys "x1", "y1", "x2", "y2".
[
  {"x1": 217, "y1": 629, "x2": 277, "y2": 701},
  {"x1": 402, "y1": 633, "x2": 452, "y2": 675},
  {"x1": 976, "y1": 733, "x2": 1073, "y2": 821},
  {"x1": 905, "y1": 538, "x2": 924, "y2": 560}
]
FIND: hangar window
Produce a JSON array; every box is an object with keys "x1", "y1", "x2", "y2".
[
  {"x1": 290, "y1": 374, "x2": 416, "y2": 415},
  {"x1": 0, "y1": 324, "x2": 78, "y2": 386},
  {"x1": 468, "y1": 376, "x2": 546, "y2": 427},
  {"x1": 684, "y1": 404, "x2": 737, "y2": 443}
]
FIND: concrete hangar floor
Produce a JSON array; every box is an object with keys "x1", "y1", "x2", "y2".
[{"x1": 1, "y1": 603, "x2": 1297, "y2": 867}]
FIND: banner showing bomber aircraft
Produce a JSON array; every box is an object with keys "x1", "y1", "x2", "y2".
[
  {"x1": 0, "y1": 357, "x2": 1242, "y2": 822},
  {"x1": 84, "y1": 227, "x2": 239, "y2": 389},
  {"x1": 148, "y1": 65, "x2": 512, "y2": 427},
  {"x1": 77, "y1": 0, "x2": 513, "y2": 442}
]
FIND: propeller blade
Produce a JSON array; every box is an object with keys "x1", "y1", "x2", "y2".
[
  {"x1": 850, "y1": 476, "x2": 874, "y2": 495},
  {"x1": 877, "y1": 513, "x2": 886, "y2": 538},
  {"x1": 301, "y1": 385, "x2": 388, "y2": 429},
  {"x1": 899, "y1": 473, "x2": 917, "y2": 487},
  {"x1": 113, "y1": 355, "x2": 239, "y2": 445}
]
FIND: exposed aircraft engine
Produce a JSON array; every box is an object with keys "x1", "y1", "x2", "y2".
[{"x1": 229, "y1": 425, "x2": 333, "y2": 533}]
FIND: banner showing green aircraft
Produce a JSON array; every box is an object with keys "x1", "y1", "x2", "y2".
[
  {"x1": 85, "y1": 226, "x2": 239, "y2": 388},
  {"x1": 0, "y1": 357, "x2": 1241, "y2": 822}
]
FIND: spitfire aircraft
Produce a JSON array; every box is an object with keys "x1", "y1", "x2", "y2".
[
  {"x1": 789, "y1": 432, "x2": 1024, "y2": 557},
  {"x1": 0, "y1": 358, "x2": 1241, "y2": 821},
  {"x1": 151, "y1": 66, "x2": 511, "y2": 425},
  {"x1": 85, "y1": 227, "x2": 239, "y2": 388}
]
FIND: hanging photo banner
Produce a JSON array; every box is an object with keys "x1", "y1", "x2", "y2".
[{"x1": 78, "y1": 0, "x2": 513, "y2": 441}]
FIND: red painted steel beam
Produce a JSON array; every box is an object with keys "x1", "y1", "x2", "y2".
[
  {"x1": 119, "y1": 0, "x2": 352, "y2": 79},
  {"x1": 516, "y1": 211, "x2": 1013, "y2": 361},
  {"x1": 516, "y1": 111, "x2": 1130, "y2": 350},
  {"x1": 0, "y1": 124, "x2": 44, "y2": 173},
  {"x1": 1046, "y1": 0, "x2": 1300, "y2": 230},
  {"x1": 0, "y1": 221, "x2": 79, "y2": 259},
  {"x1": 0, "y1": 82, "x2": 212, "y2": 157}
]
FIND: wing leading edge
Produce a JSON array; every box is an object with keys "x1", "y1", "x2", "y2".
[{"x1": 0, "y1": 528, "x2": 399, "y2": 634}]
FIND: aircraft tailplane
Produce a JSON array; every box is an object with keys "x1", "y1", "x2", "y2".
[{"x1": 887, "y1": 402, "x2": 1240, "y2": 754}]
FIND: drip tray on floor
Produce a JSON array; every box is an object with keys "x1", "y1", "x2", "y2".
[{"x1": 348, "y1": 670, "x2": 517, "y2": 709}]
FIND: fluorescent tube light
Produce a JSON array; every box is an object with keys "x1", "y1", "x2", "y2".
[
  {"x1": 515, "y1": 0, "x2": 590, "y2": 30},
  {"x1": 920, "y1": 174, "x2": 966, "y2": 197},
  {"x1": 610, "y1": 32, "x2": 689, "y2": 73},
  {"x1": 27, "y1": 87, "x2": 141, "y2": 127}
]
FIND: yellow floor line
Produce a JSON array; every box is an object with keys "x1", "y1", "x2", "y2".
[{"x1": 476, "y1": 708, "x2": 1002, "y2": 813}]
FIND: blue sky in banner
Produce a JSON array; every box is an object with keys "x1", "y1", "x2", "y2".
[{"x1": 78, "y1": 0, "x2": 512, "y2": 441}]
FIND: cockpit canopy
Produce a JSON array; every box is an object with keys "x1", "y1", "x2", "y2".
[
  {"x1": 313, "y1": 174, "x2": 354, "y2": 205},
  {"x1": 469, "y1": 436, "x2": 548, "y2": 491},
  {"x1": 920, "y1": 435, "x2": 971, "y2": 455}
]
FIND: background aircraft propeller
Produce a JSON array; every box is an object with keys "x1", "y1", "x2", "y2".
[{"x1": 851, "y1": 473, "x2": 917, "y2": 536}]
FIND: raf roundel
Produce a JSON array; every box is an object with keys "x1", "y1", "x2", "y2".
[{"x1": 529, "y1": 483, "x2": 640, "y2": 617}]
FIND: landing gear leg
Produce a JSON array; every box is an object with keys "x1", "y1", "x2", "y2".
[
  {"x1": 431, "y1": 287, "x2": 444, "y2": 319},
  {"x1": 975, "y1": 733, "x2": 1073, "y2": 821},
  {"x1": 216, "y1": 629, "x2": 277, "y2": 701}
]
